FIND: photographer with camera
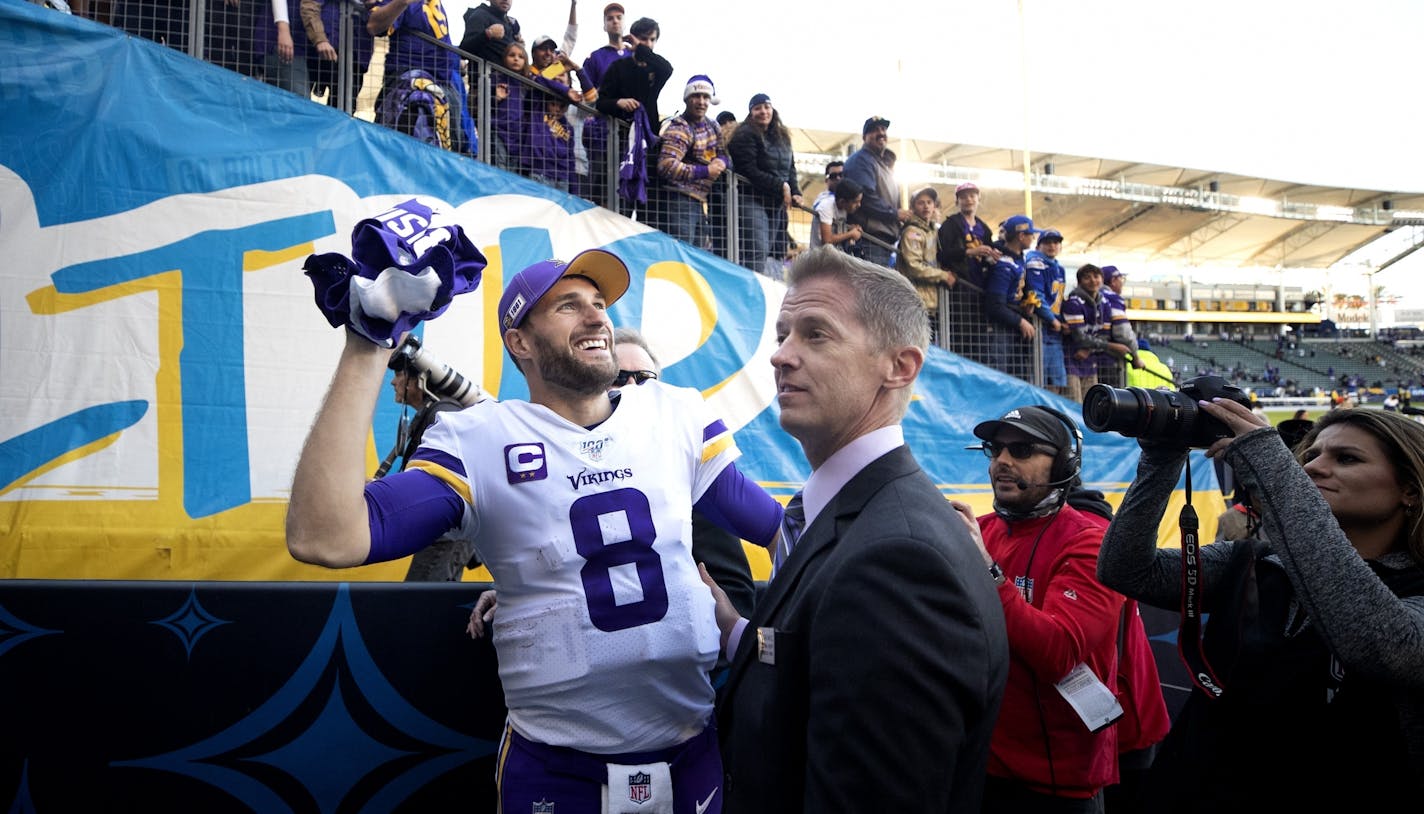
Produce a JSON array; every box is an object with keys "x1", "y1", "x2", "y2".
[
  {"x1": 379, "y1": 334, "x2": 482, "y2": 581},
  {"x1": 1094, "y1": 388, "x2": 1424, "y2": 808}
]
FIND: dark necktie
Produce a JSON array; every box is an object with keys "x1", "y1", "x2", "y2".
[{"x1": 772, "y1": 491, "x2": 805, "y2": 575}]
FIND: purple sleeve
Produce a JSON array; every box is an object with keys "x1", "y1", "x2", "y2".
[
  {"x1": 362, "y1": 470, "x2": 465, "y2": 564},
  {"x1": 693, "y1": 462, "x2": 783, "y2": 548}
]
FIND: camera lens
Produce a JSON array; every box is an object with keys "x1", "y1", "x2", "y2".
[
  {"x1": 1082, "y1": 383, "x2": 1212, "y2": 447},
  {"x1": 1082, "y1": 384, "x2": 1145, "y2": 434}
]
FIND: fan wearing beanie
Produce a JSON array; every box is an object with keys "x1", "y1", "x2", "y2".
[{"x1": 655, "y1": 74, "x2": 730, "y2": 249}]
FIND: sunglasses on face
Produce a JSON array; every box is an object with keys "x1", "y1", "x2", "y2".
[
  {"x1": 613, "y1": 369, "x2": 658, "y2": 386},
  {"x1": 826, "y1": 172, "x2": 843, "y2": 179},
  {"x1": 976, "y1": 440, "x2": 1056, "y2": 461}
]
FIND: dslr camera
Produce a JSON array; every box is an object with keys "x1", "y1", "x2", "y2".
[
  {"x1": 1082, "y1": 375, "x2": 1251, "y2": 449},
  {"x1": 388, "y1": 335, "x2": 482, "y2": 407}
]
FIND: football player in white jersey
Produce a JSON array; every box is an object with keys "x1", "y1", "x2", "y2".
[{"x1": 287, "y1": 249, "x2": 782, "y2": 814}]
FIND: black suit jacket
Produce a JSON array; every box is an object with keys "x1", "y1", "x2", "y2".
[{"x1": 717, "y1": 446, "x2": 1008, "y2": 813}]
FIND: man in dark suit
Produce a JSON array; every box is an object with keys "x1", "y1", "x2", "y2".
[{"x1": 703, "y1": 246, "x2": 1010, "y2": 813}]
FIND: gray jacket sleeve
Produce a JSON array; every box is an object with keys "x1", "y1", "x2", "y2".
[
  {"x1": 1096, "y1": 444, "x2": 1241, "y2": 610},
  {"x1": 1225, "y1": 426, "x2": 1424, "y2": 687}
]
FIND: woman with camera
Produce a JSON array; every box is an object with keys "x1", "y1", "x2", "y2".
[{"x1": 1098, "y1": 401, "x2": 1424, "y2": 809}]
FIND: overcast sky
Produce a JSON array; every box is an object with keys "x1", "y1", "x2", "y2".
[{"x1": 444, "y1": 0, "x2": 1424, "y2": 308}]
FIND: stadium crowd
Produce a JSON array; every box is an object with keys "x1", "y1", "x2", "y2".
[{"x1": 87, "y1": 0, "x2": 1424, "y2": 403}]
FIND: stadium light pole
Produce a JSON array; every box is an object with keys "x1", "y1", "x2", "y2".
[{"x1": 1017, "y1": 0, "x2": 1033, "y2": 218}]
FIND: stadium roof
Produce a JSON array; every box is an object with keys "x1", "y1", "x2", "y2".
[{"x1": 789, "y1": 128, "x2": 1424, "y2": 271}]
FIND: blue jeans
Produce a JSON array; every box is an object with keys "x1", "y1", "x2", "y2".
[
  {"x1": 1041, "y1": 330, "x2": 1067, "y2": 387},
  {"x1": 857, "y1": 240, "x2": 893, "y2": 269},
  {"x1": 737, "y1": 190, "x2": 772, "y2": 272},
  {"x1": 664, "y1": 194, "x2": 709, "y2": 250},
  {"x1": 262, "y1": 53, "x2": 310, "y2": 97}
]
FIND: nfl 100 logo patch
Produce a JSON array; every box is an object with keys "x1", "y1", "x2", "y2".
[
  {"x1": 578, "y1": 435, "x2": 611, "y2": 462},
  {"x1": 629, "y1": 771, "x2": 652, "y2": 804},
  {"x1": 532, "y1": 800, "x2": 555, "y2": 813}
]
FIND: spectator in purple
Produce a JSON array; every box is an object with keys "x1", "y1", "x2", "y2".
[
  {"x1": 581, "y1": 2, "x2": 627, "y2": 88},
  {"x1": 527, "y1": 95, "x2": 575, "y2": 192},
  {"x1": 1023, "y1": 228, "x2": 1070, "y2": 395},
  {"x1": 577, "y1": 2, "x2": 630, "y2": 203},
  {"x1": 983, "y1": 214, "x2": 1038, "y2": 379},
  {"x1": 1062, "y1": 264, "x2": 1133, "y2": 402},
  {"x1": 490, "y1": 41, "x2": 576, "y2": 176},
  {"x1": 656, "y1": 75, "x2": 729, "y2": 250},
  {"x1": 1100, "y1": 265, "x2": 1144, "y2": 383},
  {"x1": 490, "y1": 41, "x2": 531, "y2": 171},
  {"x1": 369, "y1": 0, "x2": 474, "y2": 155}
]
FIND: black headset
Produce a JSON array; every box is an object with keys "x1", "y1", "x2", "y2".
[{"x1": 1024, "y1": 405, "x2": 1083, "y2": 486}]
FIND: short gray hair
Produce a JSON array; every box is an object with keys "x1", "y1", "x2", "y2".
[
  {"x1": 613, "y1": 326, "x2": 661, "y2": 373},
  {"x1": 784, "y1": 246, "x2": 929, "y2": 352}
]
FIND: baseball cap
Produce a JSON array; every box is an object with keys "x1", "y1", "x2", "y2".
[
  {"x1": 862, "y1": 115, "x2": 891, "y2": 135},
  {"x1": 1102, "y1": 265, "x2": 1126, "y2": 283},
  {"x1": 955, "y1": 181, "x2": 979, "y2": 197},
  {"x1": 1003, "y1": 214, "x2": 1039, "y2": 237},
  {"x1": 748, "y1": 92, "x2": 771, "y2": 110},
  {"x1": 602, "y1": 2, "x2": 624, "y2": 15},
  {"x1": 973, "y1": 405, "x2": 1073, "y2": 450},
  {"x1": 531, "y1": 34, "x2": 557, "y2": 51},
  {"x1": 498, "y1": 249, "x2": 630, "y2": 332},
  {"x1": 1037, "y1": 228, "x2": 1064, "y2": 244}
]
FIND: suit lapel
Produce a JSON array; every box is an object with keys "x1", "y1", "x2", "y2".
[{"x1": 721, "y1": 446, "x2": 923, "y2": 698}]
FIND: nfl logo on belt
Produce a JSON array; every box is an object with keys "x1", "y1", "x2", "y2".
[{"x1": 629, "y1": 771, "x2": 652, "y2": 804}]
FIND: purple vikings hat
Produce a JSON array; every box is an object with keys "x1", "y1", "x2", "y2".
[{"x1": 497, "y1": 249, "x2": 630, "y2": 332}]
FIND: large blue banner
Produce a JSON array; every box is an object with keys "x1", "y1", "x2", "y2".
[{"x1": 0, "y1": 1, "x2": 1221, "y2": 580}]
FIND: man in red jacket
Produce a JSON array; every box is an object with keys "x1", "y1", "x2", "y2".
[{"x1": 951, "y1": 405, "x2": 1127, "y2": 812}]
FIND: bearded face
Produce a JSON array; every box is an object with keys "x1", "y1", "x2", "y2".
[{"x1": 526, "y1": 319, "x2": 618, "y2": 396}]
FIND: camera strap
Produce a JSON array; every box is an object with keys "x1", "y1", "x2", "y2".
[
  {"x1": 373, "y1": 412, "x2": 411, "y2": 479},
  {"x1": 1177, "y1": 457, "x2": 1225, "y2": 699}
]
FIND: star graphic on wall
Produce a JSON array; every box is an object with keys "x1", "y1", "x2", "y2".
[
  {"x1": 114, "y1": 585, "x2": 492, "y2": 812},
  {"x1": 150, "y1": 588, "x2": 231, "y2": 659},
  {"x1": 0, "y1": 604, "x2": 59, "y2": 661}
]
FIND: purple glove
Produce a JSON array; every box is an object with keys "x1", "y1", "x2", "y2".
[{"x1": 304, "y1": 198, "x2": 486, "y2": 347}]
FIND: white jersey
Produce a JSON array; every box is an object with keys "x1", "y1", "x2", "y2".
[{"x1": 412, "y1": 382, "x2": 737, "y2": 752}]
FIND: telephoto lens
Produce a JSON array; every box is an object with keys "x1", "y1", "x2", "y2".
[
  {"x1": 387, "y1": 335, "x2": 482, "y2": 407},
  {"x1": 1082, "y1": 375, "x2": 1249, "y2": 449}
]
